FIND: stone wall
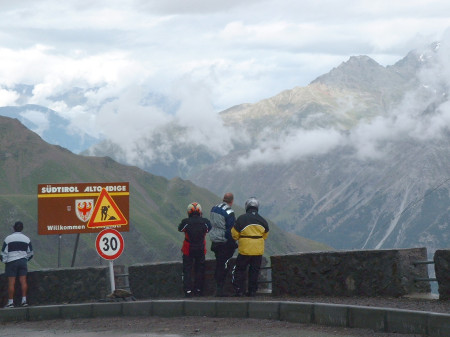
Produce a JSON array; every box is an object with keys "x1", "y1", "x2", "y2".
[
  {"x1": 271, "y1": 248, "x2": 430, "y2": 297},
  {"x1": 0, "y1": 266, "x2": 109, "y2": 307},
  {"x1": 128, "y1": 257, "x2": 270, "y2": 299},
  {"x1": 128, "y1": 259, "x2": 237, "y2": 298},
  {"x1": 2, "y1": 248, "x2": 441, "y2": 306},
  {"x1": 434, "y1": 249, "x2": 450, "y2": 300}
]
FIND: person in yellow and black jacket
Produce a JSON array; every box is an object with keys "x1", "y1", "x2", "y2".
[{"x1": 231, "y1": 197, "x2": 269, "y2": 297}]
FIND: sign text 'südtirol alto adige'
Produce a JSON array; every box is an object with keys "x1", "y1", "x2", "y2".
[{"x1": 38, "y1": 182, "x2": 129, "y2": 235}]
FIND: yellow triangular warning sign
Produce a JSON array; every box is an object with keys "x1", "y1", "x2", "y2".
[{"x1": 87, "y1": 188, "x2": 128, "y2": 228}]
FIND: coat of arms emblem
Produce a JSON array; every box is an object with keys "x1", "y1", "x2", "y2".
[{"x1": 75, "y1": 199, "x2": 94, "y2": 222}]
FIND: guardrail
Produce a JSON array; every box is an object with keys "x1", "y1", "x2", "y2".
[
  {"x1": 413, "y1": 260, "x2": 435, "y2": 265},
  {"x1": 412, "y1": 260, "x2": 437, "y2": 283}
]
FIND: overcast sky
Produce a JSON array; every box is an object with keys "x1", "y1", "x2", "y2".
[
  {"x1": 1, "y1": 1, "x2": 449, "y2": 108},
  {"x1": 1, "y1": 1, "x2": 450, "y2": 163}
]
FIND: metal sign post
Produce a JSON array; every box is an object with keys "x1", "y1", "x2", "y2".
[
  {"x1": 108, "y1": 261, "x2": 115, "y2": 292},
  {"x1": 95, "y1": 229, "x2": 124, "y2": 292},
  {"x1": 71, "y1": 233, "x2": 80, "y2": 267},
  {"x1": 58, "y1": 235, "x2": 62, "y2": 267}
]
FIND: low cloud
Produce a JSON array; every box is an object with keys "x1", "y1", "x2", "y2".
[
  {"x1": 349, "y1": 38, "x2": 450, "y2": 158},
  {"x1": 236, "y1": 128, "x2": 344, "y2": 167},
  {"x1": 20, "y1": 109, "x2": 50, "y2": 136},
  {"x1": 87, "y1": 77, "x2": 236, "y2": 167},
  {"x1": 0, "y1": 87, "x2": 19, "y2": 106}
]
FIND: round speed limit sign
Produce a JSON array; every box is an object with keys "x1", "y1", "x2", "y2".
[{"x1": 96, "y1": 229, "x2": 124, "y2": 260}]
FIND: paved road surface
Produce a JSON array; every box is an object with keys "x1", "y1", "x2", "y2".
[{"x1": 0, "y1": 316, "x2": 422, "y2": 337}]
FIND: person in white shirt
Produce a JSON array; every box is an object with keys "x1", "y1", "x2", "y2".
[{"x1": 1, "y1": 221, "x2": 34, "y2": 308}]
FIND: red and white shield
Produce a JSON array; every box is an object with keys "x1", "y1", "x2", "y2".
[{"x1": 75, "y1": 199, "x2": 94, "y2": 222}]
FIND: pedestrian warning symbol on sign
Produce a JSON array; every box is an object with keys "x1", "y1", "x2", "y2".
[{"x1": 87, "y1": 188, "x2": 128, "y2": 228}]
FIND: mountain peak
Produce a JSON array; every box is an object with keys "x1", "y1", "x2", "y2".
[
  {"x1": 391, "y1": 42, "x2": 439, "y2": 78},
  {"x1": 310, "y1": 52, "x2": 421, "y2": 97},
  {"x1": 310, "y1": 55, "x2": 387, "y2": 90},
  {"x1": 346, "y1": 55, "x2": 379, "y2": 65}
]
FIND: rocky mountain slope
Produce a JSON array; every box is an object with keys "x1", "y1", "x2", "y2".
[{"x1": 192, "y1": 138, "x2": 450, "y2": 252}]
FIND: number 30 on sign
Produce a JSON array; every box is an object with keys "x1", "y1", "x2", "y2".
[{"x1": 96, "y1": 228, "x2": 124, "y2": 260}]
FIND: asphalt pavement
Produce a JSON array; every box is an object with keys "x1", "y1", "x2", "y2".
[{"x1": 0, "y1": 316, "x2": 424, "y2": 337}]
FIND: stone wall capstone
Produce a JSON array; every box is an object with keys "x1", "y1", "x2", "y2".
[
  {"x1": 0, "y1": 266, "x2": 109, "y2": 307},
  {"x1": 434, "y1": 249, "x2": 450, "y2": 300},
  {"x1": 271, "y1": 248, "x2": 430, "y2": 297}
]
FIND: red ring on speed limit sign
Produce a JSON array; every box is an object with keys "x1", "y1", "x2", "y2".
[{"x1": 96, "y1": 229, "x2": 124, "y2": 260}]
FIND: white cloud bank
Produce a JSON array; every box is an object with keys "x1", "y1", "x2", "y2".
[{"x1": 0, "y1": 1, "x2": 450, "y2": 169}]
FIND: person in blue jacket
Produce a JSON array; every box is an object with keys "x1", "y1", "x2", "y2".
[{"x1": 209, "y1": 192, "x2": 237, "y2": 296}]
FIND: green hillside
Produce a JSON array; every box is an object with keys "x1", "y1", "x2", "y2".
[{"x1": 0, "y1": 116, "x2": 329, "y2": 270}]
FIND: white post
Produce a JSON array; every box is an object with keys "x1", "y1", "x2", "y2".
[
  {"x1": 109, "y1": 260, "x2": 116, "y2": 292},
  {"x1": 58, "y1": 235, "x2": 62, "y2": 267}
]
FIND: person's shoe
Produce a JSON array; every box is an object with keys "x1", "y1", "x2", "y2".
[
  {"x1": 4, "y1": 303, "x2": 14, "y2": 308},
  {"x1": 21, "y1": 302, "x2": 28, "y2": 307},
  {"x1": 185, "y1": 290, "x2": 192, "y2": 298},
  {"x1": 194, "y1": 289, "x2": 203, "y2": 296}
]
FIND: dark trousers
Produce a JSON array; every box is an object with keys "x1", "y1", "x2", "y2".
[
  {"x1": 232, "y1": 254, "x2": 262, "y2": 294},
  {"x1": 211, "y1": 242, "x2": 236, "y2": 286},
  {"x1": 182, "y1": 250, "x2": 205, "y2": 293}
]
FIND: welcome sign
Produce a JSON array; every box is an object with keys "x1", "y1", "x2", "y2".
[{"x1": 37, "y1": 182, "x2": 129, "y2": 235}]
